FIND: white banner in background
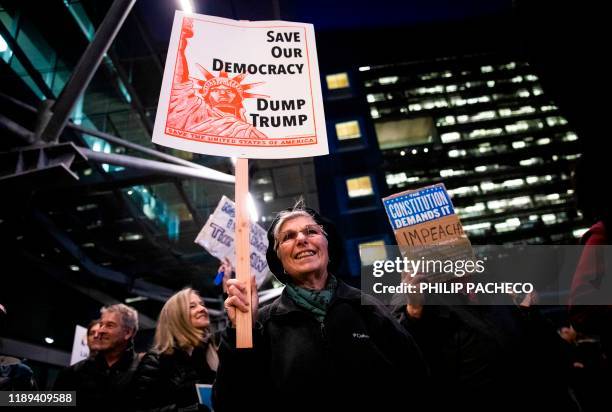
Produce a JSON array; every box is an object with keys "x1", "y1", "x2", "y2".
[
  {"x1": 195, "y1": 196, "x2": 269, "y2": 287},
  {"x1": 70, "y1": 325, "x2": 89, "y2": 365}
]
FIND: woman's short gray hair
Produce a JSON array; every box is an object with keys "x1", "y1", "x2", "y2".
[{"x1": 100, "y1": 303, "x2": 139, "y2": 334}]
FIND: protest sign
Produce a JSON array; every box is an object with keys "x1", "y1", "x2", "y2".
[
  {"x1": 195, "y1": 195, "x2": 269, "y2": 288},
  {"x1": 382, "y1": 183, "x2": 473, "y2": 281},
  {"x1": 153, "y1": 11, "x2": 328, "y2": 159},
  {"x1": 156, "y1": 11, "x2": 329, "y2": 348},
  {"x1": 69, "y1": 325, "x2": 89, "y2": 365}
]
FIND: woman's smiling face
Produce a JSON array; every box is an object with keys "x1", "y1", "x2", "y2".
[{"x1": 276, "y1": 215, "x2": 329, "y2": 281}]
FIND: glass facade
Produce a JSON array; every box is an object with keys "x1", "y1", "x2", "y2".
[{"x1": 318, "y1": 53, "x2": 587, "y2": 274}]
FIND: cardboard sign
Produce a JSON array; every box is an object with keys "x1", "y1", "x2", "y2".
[
  {"x1": 153, "y1": 11, "x2": 328, "y2": 159},
  {"x1": 383, "y1": 184, "x2": 473, "y2": 280},
  {"x1": 195, "y1": 195, "x2": 269, "y2": 287},
  {"x1": 383, "y1": 184, "x2": 467, "y2": 246},
  {"x1": 69, "y1": 325, "x2": 89, "y2": 365}
]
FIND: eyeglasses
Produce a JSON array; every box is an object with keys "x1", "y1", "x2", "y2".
[{"x1": 277, "y1": 224, "x2": 326, "y2": 247}]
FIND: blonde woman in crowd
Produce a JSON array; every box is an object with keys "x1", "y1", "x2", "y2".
[{"x1": 133, "y1": 288, "x2": 218, "y2": 412}]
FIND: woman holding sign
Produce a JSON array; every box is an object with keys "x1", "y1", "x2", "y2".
[
  {"x1": 132, "y1": 288, "x2": 218, "y2": 412},
  {"x1": 213, "y1": 203, "x2": 428, "y2": 411}
]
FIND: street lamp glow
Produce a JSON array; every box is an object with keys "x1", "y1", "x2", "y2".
[
  {"x1": 178, "y1": 0, "x2": 194, "y2": 14},
  {"x1": 247, "y1": 192, "x2": 258, "y2": 222}
]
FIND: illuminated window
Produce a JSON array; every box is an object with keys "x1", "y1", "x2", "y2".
[
  {"x1": 499, "y1": 106, "x2": 536, "y2": 117},
  {"x1": 509, "y1": 196, "x2": 531, "y2": 207},
  {"x1": 495, "y1": 218, "x2": 521, "y2": 233},
  {"x1": 385, "y1": 172, "x2": 419, "y2": 188},
  {"x1": 367, "y1": 93, "x2": 385, "y2": 103},
  {"x1": 488, "y1": 199, "x2": 508, "y2": 210},
  {"x1": 536, "y1": 138, "x2": 551, "y2": 145},
  {"x1": 417, "y1": 85, "x2": 444, "y2": 95},
  {"x1": 437, "y1": 115, "x2": 456, "y2": 126},
  {"x1": 359, "y1": 240, "x2": 387, "y2": 266},
  {"x1": 450, "y1": 96, "x2": 467, "y2": 106},
  {"x1": 518, "y1": 89, "x2": 531, "y2": 98},
  {"x1": 448, "y1": 149, "x2": 466, "y2": 158},
  {"x1": 506, "y1": 120, "x2": 542, "y2": 134},
  {"x1": 378, "y1": 76, "x2": 398, "y2": 85},
  {"x1": 420, "y1": 71, "x2": 441, "y2": 81},
  {"x1": 440, "y1": 169, "x2": 466, "y2": 177},
  {"x1": 471, "y1": 110, "x2": 497, "y2": 121},
  {"x1": 563, "y1": 132, "x2": 578, "y2": 142},
  {"x1": 456, "y1": 203, "x2": 485, "y2": 218},
  {"x1": 326, "y1": 72, "x2": 350, "y2": 90},
  {"x1": 441, "y1": 132, "x2": 461, "y2": 143},
  {"x1": 573, "y1": 228, "x2": 589, "y2": 238},
  {"x1": 502, "y1": 179, "x2": 524, "y2": 188},
  {"x1": 346, "y1": 176, "x2": 374, "y2": 198},
  {"x1": 520, "y1": 157, "x2": 542, "y2": 166},
  {"x1": 374, "y1": 117, "x2": 436, "y2": 150},
  {"x1": 408, "y1": 103, "x2": 423, "y2": 111},
  {"x1": 546, "y1": 116, "x2": 568, "y2": 127},
  {"x1": 480, "y1": 181, "x2": 497, "y2": 192},
  {"x1": 447, "y1": 185, "x2": 479, "y2": 197},
  {"x1": 466, "y1": 96, "x2": 491, "y2": 105},
  {"x1": 335, "y1": 120, "x2": 361, "y2": 141},
  {"x1": 422, "y1": 98, "x2": 448, "y2": 109},
  {"x1": 467, "y1": 128, "x2": 503, "y2": 140},
  {"x1": 464, "y1": 222, "x2": 492, "y2": 236}
]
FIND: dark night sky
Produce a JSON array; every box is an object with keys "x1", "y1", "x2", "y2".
[
  {"x1": 138, "y1": 0, "x2": 513, "y2": 43},
  {"x1": 133, "y1": 0, "x2": 608, "y2": 159}
]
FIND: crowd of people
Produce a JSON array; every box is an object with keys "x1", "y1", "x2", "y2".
[
  {"x1": 4, "y1": 153, "x2": 605, "y2": 410},
  {"x1": 40, "y1": 189, "x2": 608, "y2": 412}
]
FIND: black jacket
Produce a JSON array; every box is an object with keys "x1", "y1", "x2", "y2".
[
  {"x1": 53, "y1": 347, "x2": 140, "y2": 412},
  {"x1": 397, "y1": 305, "x2": 581, "y2": 412},
  {"x1": 132, "y1": 345, "x2": 216, "y2": 412},
  {"x1": 213, "y1": 280, "x2": 429, "y2": 412}
]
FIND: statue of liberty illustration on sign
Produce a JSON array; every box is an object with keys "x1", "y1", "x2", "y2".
[{"x1": 167, "y1": 18, "x2": 268, "y2": 140}]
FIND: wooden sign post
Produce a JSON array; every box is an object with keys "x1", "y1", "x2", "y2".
[
  {"x1": 234, "y1": 158, "x2": 252, "y2": 348},
  {"x1": 152, "y1": 12, "x2": 329, "y2": 349}
]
